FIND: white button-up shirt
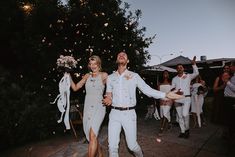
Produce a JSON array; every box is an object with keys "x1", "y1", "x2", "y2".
[
  {"x1": 106, "y1": 69, "x2": 166, "y2": 107},
  {"x1": 224, "y1": 73, "x2": 235, "y2": 98},
  {"x1": 171, "y1": 65, "x2": 199, "y2": 96}
]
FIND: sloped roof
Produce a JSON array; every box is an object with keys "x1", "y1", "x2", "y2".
[
  {"x1": 161, "y1": 55, "x2": 191, "y2": 66},
  {"x1": 147, "y1": 65, "x2": 177, "y2": 72}
]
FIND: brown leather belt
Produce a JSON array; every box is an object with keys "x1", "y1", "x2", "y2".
[{"x1": 110, "y1": 106, "x2": 136, "y2": 111}]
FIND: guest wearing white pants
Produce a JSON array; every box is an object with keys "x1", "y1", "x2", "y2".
[
  {"x1": 171, "y1": 56, "x2": 199, "y2": 138},
  {"x1": 103, "y1": 52, "x2": 182, "y2": 157}
]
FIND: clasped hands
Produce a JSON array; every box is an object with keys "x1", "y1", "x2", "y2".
[{"x1": 102, "y1": 95, "x2": 112, "y2": 106}]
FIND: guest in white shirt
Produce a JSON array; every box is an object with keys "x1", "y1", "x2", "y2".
[
  {"x1": 102, "y1": 51, "x2": 182, "y2": 157},
  {"x1": 171, "y1": 56, "x2": 199, "y2": 138},
  {"x1": 224, "y1": 61, "x2": 235, "y2": 138}
]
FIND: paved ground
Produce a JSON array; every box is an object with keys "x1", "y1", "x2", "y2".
[{"x1": 1, "y1": 116, "x2": 235, "y2": 157}]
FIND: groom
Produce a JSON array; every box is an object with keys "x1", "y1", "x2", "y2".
[{"x1": 103, "y1": 51, "x2": 182, "y2": 157}]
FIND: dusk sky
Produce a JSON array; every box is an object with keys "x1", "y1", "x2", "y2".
[
  {"x1": 122, "y1": 0, "x2": 235, "y2": 65},
  {"x1": 61, "y1": 0, "x2": 235, "y2": 65}
]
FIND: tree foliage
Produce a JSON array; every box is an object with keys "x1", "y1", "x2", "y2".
[{"x1": 0, "y1": 0, "x2": 154, "y2": 149}]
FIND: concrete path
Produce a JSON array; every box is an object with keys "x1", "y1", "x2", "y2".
[{"x1": 1, "y1": 117, "x2": 234, "y2": 157}]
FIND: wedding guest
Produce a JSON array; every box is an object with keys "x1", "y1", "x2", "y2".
[
  {"x1": 157, "y1": 70, "x2": 173, "y2": 136},
  {"x1": 224, "y1": 62, "x2": 235, "y2": 139},
  {"x1": 171, "y1": 56, "x2": 199, "y2": 138},
  {"x1": 190, "y1": 75, "x2": 208, "y2": 128},
  {"x1": 70, "y1": 55, "x2": 107, "y2": 157},
  {"x1": 211, "y1": 65, "x2": 231, "y2": 124}
]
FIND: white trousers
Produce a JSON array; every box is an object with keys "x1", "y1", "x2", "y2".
[
  {"x1": 108, "y1": 109, "x2": 143, "y2": 157},
  {"x1": 175, "y1": 97, "x2": 191, "y2": 133}
]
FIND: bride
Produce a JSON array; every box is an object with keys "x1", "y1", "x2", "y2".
[{"x1": 70, "y1": 55, "x2": 107, "y2": 157}]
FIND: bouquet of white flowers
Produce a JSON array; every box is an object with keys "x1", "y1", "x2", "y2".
[{"x1": 56, "y1": 55, "x2": 77, "y2": 72}]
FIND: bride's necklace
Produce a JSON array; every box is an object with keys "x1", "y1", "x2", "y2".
[
  {"x1": 91, "y1": 72, "x2": 99, "y2": 77},
  {"x1": 90, "y1": 72, "x2": 99, "y2": 87}
]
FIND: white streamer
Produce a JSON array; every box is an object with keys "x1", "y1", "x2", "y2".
[{"x1": 51, "y1": 73, "x2": 71, "y2": 130}]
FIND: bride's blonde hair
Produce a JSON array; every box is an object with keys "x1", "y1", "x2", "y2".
[{"x1": 88, "y1": 55, "x2": 102, "y2": 71}]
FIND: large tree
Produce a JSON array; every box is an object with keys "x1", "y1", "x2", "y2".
[
  {"x1": 43, "y1": 0, "x2": 153, "y2": 74},
  {"x1": 0, "y1": 0, "x2": 155, "y2": 149}
]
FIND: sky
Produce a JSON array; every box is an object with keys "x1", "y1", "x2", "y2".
[
  {"x1": 122, "y1": 0, "x2": 235, "y2": 65},
  {"x1": 61, "y1": 0, "x2": 235, "y2": 66}
]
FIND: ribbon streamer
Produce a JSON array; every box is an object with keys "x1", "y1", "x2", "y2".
[{"x1": 51, "y1": 73, "x2": 71, "y2": 130}]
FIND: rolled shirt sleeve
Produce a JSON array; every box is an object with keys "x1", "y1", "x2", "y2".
[
  {"x1": 189, "y1": 64, "x2": 199, "y2": 80},
  {"x1": 106, "y1": 76, "x2": 112, "y2": 93}
]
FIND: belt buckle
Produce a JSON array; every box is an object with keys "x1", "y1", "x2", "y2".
[{"x1": 121, "y1": 107, "x2": 126, "y2": 111}]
